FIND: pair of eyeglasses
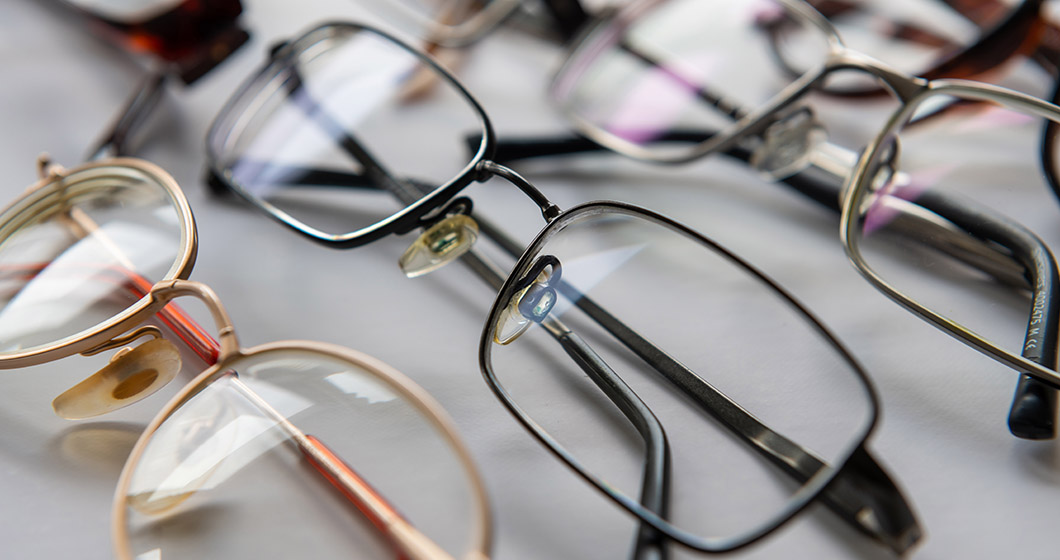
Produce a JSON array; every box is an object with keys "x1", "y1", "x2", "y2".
[
  {"x1": 478, "y1": 0, "x2": 1060, "y2": 442},
  {"x1": 205, "y1": 21, "x2": 922, "y2": 554},
  {"x1": 0, "y1": 155, "x2": 491, "y2": 559}
]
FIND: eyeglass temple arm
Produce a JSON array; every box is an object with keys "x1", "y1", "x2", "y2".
[
  {"x1": 912, "y1": 190, "x2": 1060, "y2": 436},
  {"x1": 546, "y1": 320, "x2": 673, "y2": 560},
  {"x1": 87, "y1": 72, "x2": 169, "y2": 162}
]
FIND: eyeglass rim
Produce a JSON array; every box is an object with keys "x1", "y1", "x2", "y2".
[
  {"x1": 0, "y1": 157, "x2": 197, "y2": 368},
  {"x1": 477, "y1": 200, "x2": 880, "y2": 552},
  {"x1": 110, "y1": 339, "x2": 494, "y2": 560},
  {"x1": 839, "y1": 81, "x2": 1060, "y2": 390},
  {"x1": 205, "y1": 21, "x2": 496, "y2": 250}
]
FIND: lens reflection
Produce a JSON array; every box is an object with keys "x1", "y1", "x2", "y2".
[
  {"x1": 483, "y1": 205, "x2": 873, "y2": 543},
  {"x1": 117, "y1": 347, "x2": 484, "y2": 559},
  {"x1": 209, "y1": 24, "x2": 487, "y2": 237},
  {"x1": 0, "y1": 165, "x2": 184, "y2": 355}
]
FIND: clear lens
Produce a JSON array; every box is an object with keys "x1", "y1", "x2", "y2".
[
  {"x1": 209, "y1": 24, "x2": 487, "y2": 237},
  {"x1": 552, "y1": 0, "x2": 832, "y2": 159},
  {"x1": 0, "y1": 164, "x2": 186, "y2": 355},
  {"x1": 116, "y1": 347, "x2": 486, "y2": 559},
  {"x1": 852, "y1": 94, "x2": 1060, "y2": 369},
  {"x1": 482, "y1": 205, "x2": 874, "y2": 545}
]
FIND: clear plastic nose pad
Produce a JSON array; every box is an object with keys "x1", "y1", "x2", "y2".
[
  {"x1": 494, "y1": 256, "x2": 562, "y2": 345},
  {"x1": 53, "y1": 338, "x2": 182, "y2": 419},
  {"x1": 749, "y1": 107, "x2": 827, "y2": 180},
  {"x1": 399, "y1": 214, "x2": 480, "y2": 278}
]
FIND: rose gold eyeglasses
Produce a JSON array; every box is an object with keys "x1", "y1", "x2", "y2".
[{"x1": 0, "y1": 156, "x2": 491, "y2": 559}]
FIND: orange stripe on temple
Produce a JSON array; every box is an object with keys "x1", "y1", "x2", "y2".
[{"x1": 301, "y1": 434, "x2": 409, "y2": 560}]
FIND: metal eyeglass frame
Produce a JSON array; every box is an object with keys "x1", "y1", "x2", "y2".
[
  {"x1": 484, "y1": 0, "x2": 1060, "y2": 441},
  {"x1": 0, "y1": 157, "x2": 492, "y2": 560},
  {"x1": 205, "y1": 20, "x2": 922, "y2": 555}
]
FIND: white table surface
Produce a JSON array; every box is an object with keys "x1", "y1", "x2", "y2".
[{"x1": 1, "y1": 1, "x2": 1059, "y2": 558}]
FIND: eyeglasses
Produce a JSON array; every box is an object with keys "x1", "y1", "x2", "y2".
[
  {"x1": 206, "y1": 21, "x2": 921, "y2": 554},
  {"x1": 0, "y1": 156, "x2": 491, "y2": 559},
  {"x1": 483, "y1": 0, "x2": 1060, "y2": 440}
]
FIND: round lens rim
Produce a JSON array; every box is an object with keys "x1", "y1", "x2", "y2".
[
  {"x1": 0, "y1": 157, "x2": 197, "y2": 368},
  {"x1": 111, "y1": 339, "x2": 493, "y2": 560},
  {"x1": 206, "y1": 21, "x2": 495, "y2": 250},
  {"x1": 478, "y1": 200, "x2": 879, "y2": 552},
  {"x1": 840, "y1": 82, "x2": 1060, "y2": 389}
]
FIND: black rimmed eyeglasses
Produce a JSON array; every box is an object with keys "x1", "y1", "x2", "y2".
[{"x1": 205, "y1": 21, "x2": 921, "y2": 555}]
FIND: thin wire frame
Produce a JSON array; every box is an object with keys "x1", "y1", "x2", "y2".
[
  {"x1": 839, "y1": 80, "x2": 1060, "y2": 390},
  {"x1": 112, "y1": 338, "x2": 493, "y2": 560},
  {"x1": 205, "y1": 22, "x2": 494, "y2": 250},
  {"x1": 0, "y1": 158, "x2": 197, "y2": 368},
  {"x1": 478, "y1": 200, "x2": 881, "y2": 553}
]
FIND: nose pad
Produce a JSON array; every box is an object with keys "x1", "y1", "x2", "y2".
[
  {"x1": 399, "y1": 214, "x2": 479, "y2": 278},
  {"x1": 53, "y1": 338, "x2": 182, "y2": 420},
  {"x1": 749, "y1": 107, "x2": 826, "y2": 180},
  {"x1": 494, "y1": 256, "x2": 562, "y2": 345}
]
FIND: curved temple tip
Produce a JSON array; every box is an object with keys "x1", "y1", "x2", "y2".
[{"x1": 1007, "y1": 379, "x2": 1058, "y2": 440}]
